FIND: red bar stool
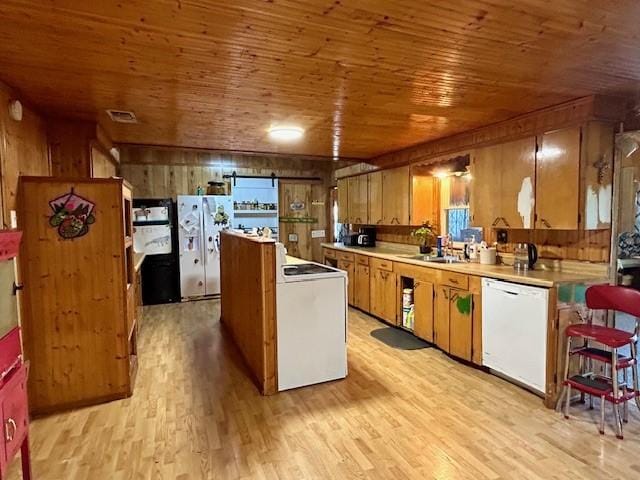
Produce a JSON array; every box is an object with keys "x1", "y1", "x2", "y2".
[{"x1": 561, "y1": 285, "x2": 640, "y2": 439}]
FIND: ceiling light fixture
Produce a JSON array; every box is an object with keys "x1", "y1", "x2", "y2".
[{"x1": 268, "y1": 126, "x2": 304, "y2": 142}]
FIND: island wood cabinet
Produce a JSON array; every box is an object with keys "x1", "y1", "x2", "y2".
[
  {"x1": 354, "y1": 255, "x2": 370, "y2": 311},
  {"x1": 369, "y1": 258, "x2": 397, "y2": 324}
]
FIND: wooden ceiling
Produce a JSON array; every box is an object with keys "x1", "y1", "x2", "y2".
[{"x1": 1, "y1": 1, "x2": 639, "y2": 159}]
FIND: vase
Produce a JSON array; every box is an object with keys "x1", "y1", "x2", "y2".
[{"x1": 419, "y1": 245, "x2": 432, "y2": 254}]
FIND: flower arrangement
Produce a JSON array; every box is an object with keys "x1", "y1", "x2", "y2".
[{"x1": 411, "y1": 221, "x2": 437, "y2": 254}]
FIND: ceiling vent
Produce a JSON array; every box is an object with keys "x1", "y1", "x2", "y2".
[{"x1": 106, "y1": 109, "x2": 137, "y2": 123}]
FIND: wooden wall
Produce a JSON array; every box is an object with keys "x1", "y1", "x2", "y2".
[
  {"x1": 119, "y1": 145, "x2": 343, "y2": 199},
  {"x1": 369, "y1": 96, "x2": 624, "y2": 169},
  {"x1": 0, "y1": 82, "x2": 50, "y2": 225},
  {"x1": 279, "y1": 181, "x2": 329, "y2": 262}
]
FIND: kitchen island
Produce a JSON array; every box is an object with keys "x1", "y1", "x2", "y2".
[
  {"x1": 220, "y1": 231, "x2": 348, "y2": 395},
  {"x1": 322, "y1": 242, "x2": 608, "y2": 407}
]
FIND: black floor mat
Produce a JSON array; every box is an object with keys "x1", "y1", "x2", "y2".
[{"x1": 370, "y1": 327, "x2": 431, "y2": 350}]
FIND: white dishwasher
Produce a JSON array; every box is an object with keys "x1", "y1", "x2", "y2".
[{"x1": 482, "y1": 278, "x2": 549, "y2": 394}]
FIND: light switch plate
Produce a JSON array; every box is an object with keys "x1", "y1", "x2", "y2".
[
  {"x1": 288, "y1": 233, "x2": 298, "y2": 242},
  {"x1": 311, "y1": 229, "x2": 326, "y2": 239}
]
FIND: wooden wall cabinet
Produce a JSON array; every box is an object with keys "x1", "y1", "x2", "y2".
[
  {"x1": 337, "y1": 178, "x2": 349, "y2": 224},
  {"x1": 382, "y1": 166, "x2": 410, "y2": 225},
  {"x1": 367, "y1": 171, "x2": 383, "y2": 225},
  {"x1": 347, "y1": 175, "x2": 368, "y2": 224},
  {"x1": 369, "y1": 258, "x2": 397, "y2": 324},
  {"x1": 354, "y1": 255, "x2": 370, "y2": 311},
  {"x1": 535, "y1": 127, "x2": 581, "y2": 230},
  {"x1": 470, "y1": 139, "x2": 536, "y2": 229},
  {"x1": 411, "y1": 175, "x2": 440, "y2": 227},
  {"x1": 19, "y1": 177, "x2": 137, "y2": 414}
]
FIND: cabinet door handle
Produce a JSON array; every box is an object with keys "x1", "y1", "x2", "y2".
[
  {"x1": 501, "y1": 217, "x2": 510, "y2": 228},
  {"x1": 491, "y1": 217, "x2": 500, "y2": 226},
  {"x1": 448, "y1": 277, "x2": 458, "y2": 284},
  {"x1": 5, "y1": 418, "x2": 16, "y2": 442},
  {"x1": 541, "y1": 218, "x2": 552, "y2": 228}
]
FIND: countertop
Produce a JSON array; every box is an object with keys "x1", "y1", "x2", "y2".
[
  {"x1": 133, "y1": 252, "x2": 146, "y2": 272},
  {"x1": 322, "y1": 242, "x2": 607, "y2": 288}
]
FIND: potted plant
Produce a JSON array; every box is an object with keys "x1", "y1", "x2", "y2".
[{"x1": 411, "y1": 221, "x2": 437, "y2": 254}]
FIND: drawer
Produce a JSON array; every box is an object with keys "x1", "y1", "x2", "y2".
[
  {"x1": 323, "y1": 248, "x2": 337, "y2": 259},
  {"x1": 439, "y1": 271, "x2": 469, "y2": 289},
  {"x1": 337, "y1": 252, "x2": 355, "y2": 262},
  {"x1": 356, "y1": 255, "x2": 369, "y2": 266},
  {"x1": 1, "y1": 362, "x2": 29, "y2": 463},
  {"x1": 370, "y1": 257, "x2": 393, "y2": 272}
]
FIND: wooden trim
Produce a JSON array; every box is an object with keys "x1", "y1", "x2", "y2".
[
  {"x1": 544, "y1": 286, "x2": 559, "y2": 408},
  {"x1": 370, "y1": 95, "x2": 625, "y2": 169},
  {"x1": 120, "y1": 142, "x2": 360, "y2": 165}
]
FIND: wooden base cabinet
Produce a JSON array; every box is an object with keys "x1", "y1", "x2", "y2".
[
  {"x1": 337, "y1": 253, "x2": 355, "y2": 306},
  {"x1": 354, "y1": 256, "x2": 370, "y2": 311},
  {"x1": 370, "y1": 259, "x2": 397, "y2": 324},
  {"x1": 435, "y1": 285, "x2": 474, "y2": 362},
  {"x1": 412, "y1": 280, "x2": 435, "y2": 342}
]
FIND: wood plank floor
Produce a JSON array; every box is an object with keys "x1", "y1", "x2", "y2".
[{"x1": 8, "y1": 300, "x2": 640, "y2": 479}]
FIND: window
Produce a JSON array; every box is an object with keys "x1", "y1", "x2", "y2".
[{"x1": 440, "y1": 174, "x2": 471, "y2": 242}]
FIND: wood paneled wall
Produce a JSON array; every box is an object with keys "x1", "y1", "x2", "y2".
[
  {"x1": 219, "y1": 232, "x2": 277, "y2": 395},
  {"x1": 119, "y1": 145, "x2": 341, "y2": 198},
  {"x1": 370, "y1": 96, "x2": 624, "y2": 169},
  {"x1": 363, "y1": 226, "x2": 610, "y2": 263},
  {"x1": 0, "y1": 82, "x2": 50, "y2": 224},
  {"x1": 278, "y1": 181, "x2": 329, "y2": 262},
  {"x1": 48, "y1": 118, "x2": 117, "y2": 178}
]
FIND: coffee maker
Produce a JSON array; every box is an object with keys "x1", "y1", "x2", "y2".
[{"x1": 356, "y1": 227, "x2": 376, "y2": 247}]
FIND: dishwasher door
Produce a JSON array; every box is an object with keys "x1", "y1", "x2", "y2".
[{"x1": 481, "y1": 278, "x2": 549, "y2": 393}]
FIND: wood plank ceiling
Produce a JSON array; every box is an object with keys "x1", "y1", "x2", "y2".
[{"x1": 1, "y1": 1, "x2": 640, "y2": 159}]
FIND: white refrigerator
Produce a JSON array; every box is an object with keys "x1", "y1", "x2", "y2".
[{"x1": 177, "y1": 195, "x2": 233, "y2": 298}]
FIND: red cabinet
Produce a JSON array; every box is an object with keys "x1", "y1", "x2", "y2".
[{"x1": 0, "y1": 231, "x2": 31, "y2": 480}]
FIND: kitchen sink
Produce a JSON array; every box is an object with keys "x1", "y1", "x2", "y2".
[{"x1": 397, "y1": 254, "x2": 464, "y2": 264}]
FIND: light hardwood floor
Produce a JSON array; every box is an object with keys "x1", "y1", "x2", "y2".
[{"x1": 9, "y1": 301, "x2": 640, "y2": 479}]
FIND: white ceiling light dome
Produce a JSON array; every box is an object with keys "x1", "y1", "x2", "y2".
[{"x1": 267, "y1": 125, "x2": 304, "y2": 142}]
